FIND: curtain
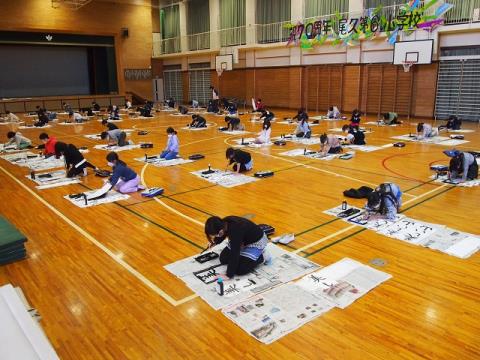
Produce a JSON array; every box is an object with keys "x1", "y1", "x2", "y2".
[
  {"x1": 160, "y1": 5, "x2": 180, "y2": 53},
  {"x1": 163, "y1": 65, "x2": 183, "y2": 105},
  {"x1": 445, "y1": 0, "x2": 479, "y2": 24},
  {"x1": 256, "y1": 0, "x2": 291, "y2": 24},
  {"x1": 364, "y1": 0, "x2": 401, "y2": 9},
  {"x1": 436, "y1": 60, "x2": 480, "y2": 121},
  {"x1": 220, "y1": 0, "x2": 246, "y2": 46},
  {"x1": 187, "y1": 0, "x2": 210, "y2": 50},
  {"x1": 304, "y1": 0, "x2": 348, "y2": 18},
  {"x1": 189, "y1": 63, "x2": 211, "y2": 106},
  {"x1": 256, "y1": 0, "x2": 291, "y2": 43}
]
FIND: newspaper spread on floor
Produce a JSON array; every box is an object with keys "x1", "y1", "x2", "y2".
[
  {"x1": 324, "y1": 205, "x2": 480, "y2": 259},
  {"x1": 165, "y1": 243, "x2": 320, "y2": 311}
]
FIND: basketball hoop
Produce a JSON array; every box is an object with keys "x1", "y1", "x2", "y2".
[
  {"x1": 216, "y1": 62, "x2": 228, "y2": 77},
  {"x1": 401, "y1": 61, "x2": 416, "y2": 73}
]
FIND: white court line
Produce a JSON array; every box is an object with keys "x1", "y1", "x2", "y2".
[
  {"x1": 224, "y1": 137, "x2": 380, "y2": 188},
  {"x1": 140, "y1": 163, "x2": 204, "y2": 227},
  {"x1": 292, "y1": 184, "x2": 449, "y2": 254},
  {"x1": 293, "y1": 225, "x2": 358, "y2": 254},
  {"x1": 138, "y1": 133, "x2": 227, "y2": 226},
  {"x1": 224, "y1": 137, "x2": 422, "y2": 197},
  {"x1": 0, "y1": 164, "x2": 194, "y2": 307}
]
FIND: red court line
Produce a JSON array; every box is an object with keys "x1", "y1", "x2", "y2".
[{"x1": 381, "y1": 152, "x2": 431, "y2": 183}]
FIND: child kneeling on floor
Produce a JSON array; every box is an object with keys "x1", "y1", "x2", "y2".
[
  {"x1": 6, "y1": 131, "x2": 32, "y2": 149},
  {"x1": 106, "y1": 152, "x2": 144, "y2": 193},
  {"x1": 204, "y1": 216, "x2": 269, "y2": 278},
  {"x1": 364, "y1": 183, "x2": 402, "y2": 221},
  {"x1": 226, "y1": 147, "x2": 253, "y2": 173},
  {"x1": 160, "y1": 127, "x2": 179, "y2": 160}
]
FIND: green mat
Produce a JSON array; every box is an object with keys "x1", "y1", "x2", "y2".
[
  {"x1": 0, "y1": 216, "x2": 27, "y2": 250},
  {"x1": 0, "y1": 249, "x2": 27, "y2": 265}
]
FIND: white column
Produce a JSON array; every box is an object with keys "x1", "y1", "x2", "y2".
[
  {"x1": 347, "y1": 0, "x2": 363, "y2": 63},
  {"x1": 289, "y1": 1, "x2": 304, "y2": 65},
  {"x1": 349, "y1": 0, "x2": 363, "y2": 14},
  {"x1": 209, "y1": 0, "x2": 220, "y2": 50},
  {"x1": 291, "y1": 0, "x2": 303, "y2": 23},
  {"x1": 179, "y1": 2, "x2": 188, "y2": 52},
  {"x1": 245, "y1": 0, "x2": 256, "y2": 45}
]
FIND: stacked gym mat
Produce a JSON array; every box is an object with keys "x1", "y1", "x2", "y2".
[{"x1": 0, "y1": 216, "x2": 27, "y2": 265}]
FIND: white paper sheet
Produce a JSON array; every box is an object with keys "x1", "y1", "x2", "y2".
[
  {"x1": 191, "y1": 168, "x2": 259, "y2": 188},
  {"x1": 18, "y1": 125, "x2": 52, "y2": 129},
  {"x1": 25, "y1": 170, "x2": 81, "y2": 189},
  {"x1": 181, "y1": 126, "x2": 211, "y2": 131},
  {"x1": 390, "y1": 134, "x2": 468, "y2": 146},
  {"x1": 324, "y1": 205, "x2": 480, "y2": 259},
  {"x1": 165, "y1": 243, "x2": 320, "y2": 310},
  {"x1": 279, "y1": 148, "x2": 341, "y2": 161},
  {"x1": 64, "y1": 188, "x2": 129, "y2": 208},
  {"x1": 431, "y1": 175, "x2": 480, "y2": 187},
  {"x1": 219, "y1": 130, "x2": 251, "y2": 135},
  {"x1": 0, "y1": 153, "x2": 65, "y2": 171},
  {"x1": 135, "y1": 157, "x2": 193, "y2": 167},
  {"x1": 222, "y1": 283, "x2": 333, "y2": 344},
  {"x1": 296, "y1": 258, "x2": 392, "y2": 309},
  {"x1": 93, "y1": 144, "x2": 141, "y2": 152}
]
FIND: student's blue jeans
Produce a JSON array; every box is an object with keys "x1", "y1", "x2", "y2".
[{"x1": 160, "y1": 151, "x2": 178, "y2": 160}]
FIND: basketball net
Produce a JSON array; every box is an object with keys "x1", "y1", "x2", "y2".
[
  {"x1": 216, "y1": 68, "x2": 224, "y2": 77},
  {"x1": 402, "y1": 61, "x2": 416, "y2": 73}
]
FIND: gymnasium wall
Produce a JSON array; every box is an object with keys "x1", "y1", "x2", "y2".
[
  {"x1": 164, "y1": 63, "x2": 438, "y2": 118},
  {"x1": 0, "y1": 0, "x2": 153, "y2": 99}
]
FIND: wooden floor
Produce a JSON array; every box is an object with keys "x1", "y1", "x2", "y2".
[{"x1": 0, "y1": 109, "x2": 479, "y2": 359}]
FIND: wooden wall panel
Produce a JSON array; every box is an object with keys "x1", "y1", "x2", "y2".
[
  {"x1": 219, "y1": 69, "x2": 246, "y2": 101},
  {"x1": 305, "y1": 67, "x2": 319, "y2": 112},
  {"x1": 395, "y1": 69, "x2": 413, "y2": 116},
  {"x1": 178, "y1": 63, "x2": 438, "y2": 117},
  {"x1": 254, "y1": 68, "x2": 290, "y2": 108},
  {"x1": 151, "y1": 59, "x2": 164, "y2": 78},
  {"x1": 288, "y1": 67, "x2": 302, "y2": 110},
  {"x1": 210, "y1": 70, "x2": 220, "y2": 92},
  {"x1": 380, "y1": 66, "x2": 396, "y2": 114},
  {"x1": 342, "y1": 65, "x2": 361, "y2": 112},
  {"x1": 329, "y1": 66, "x2": 343, "y2": 110},
  {"x1": 366, "y1": 65, "x2": 382, "y2": 114},
  {"x1": 317, "y1": 67, "x2": 330, "y2": 111},
  {"x1": 412, "y1": 63, "x2": 438, "y2": 118},
  {"x1": 245, "y1": 69, "x2": 255, "y2": 103}
]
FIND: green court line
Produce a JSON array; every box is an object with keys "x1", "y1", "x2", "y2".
[
  {"x1": 124, "y1": 184, "x2": 218, "y2": 207},
  {"x1": 117, "y1": 204, "x2": 203, "y2": 250},
  {"x1": 293, "y1": 179, "x2": 436, "y2": 239},
  {"x1": 300, "y1": 161, "x2": 420, "y2": 183},
  {"x1": 295, "y1": 217, "x2": 341, "y2": 237},
  {"x1": 305, "y1": 228, "x2": 367, "y2": 257},
  {"x1": 159, "y1": 195, "x2": 215, "y2": 217},
  {"x1": 77, "y1": 184, "x2": 203, "y2": 250},
  {"x1": 399, "y1": 186, "x2": 455, "y2": 213},
  {"x1": 304, "y1": 185, "x2": 456, "y2": 258},
  {"x1": 169, "y1": 184, "x2": 218, "y2": 197}
]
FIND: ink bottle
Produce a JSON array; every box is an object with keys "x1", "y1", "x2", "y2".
[{"x1": 216, "y1": 277, "x2": 224, "y2": 296}]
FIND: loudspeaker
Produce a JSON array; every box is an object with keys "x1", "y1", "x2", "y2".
[{"x1": 121, "y1": 28, "x2": 129, "y2": 38}]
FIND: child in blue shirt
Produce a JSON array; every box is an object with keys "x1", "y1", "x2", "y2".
[
  {"x1": 160, "y1": 127, "x2": 179, "y2": 160},
  {"x1": 107, "y1": 152, "x2": 143, "y2": 193},
  {"x1": 364, "y1": 183, "x2": 402, "y2": 221}
]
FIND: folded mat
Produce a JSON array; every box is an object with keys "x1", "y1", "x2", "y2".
[
  {"x1": 0, "y1": 243, "x2": 26, "y2": 257},
  {"x1": 0, "y1": 248, "x2": 27, "y2": 265},
  {"x1": 0, "y1": 216, "x2": 27, "y2": 251}
]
